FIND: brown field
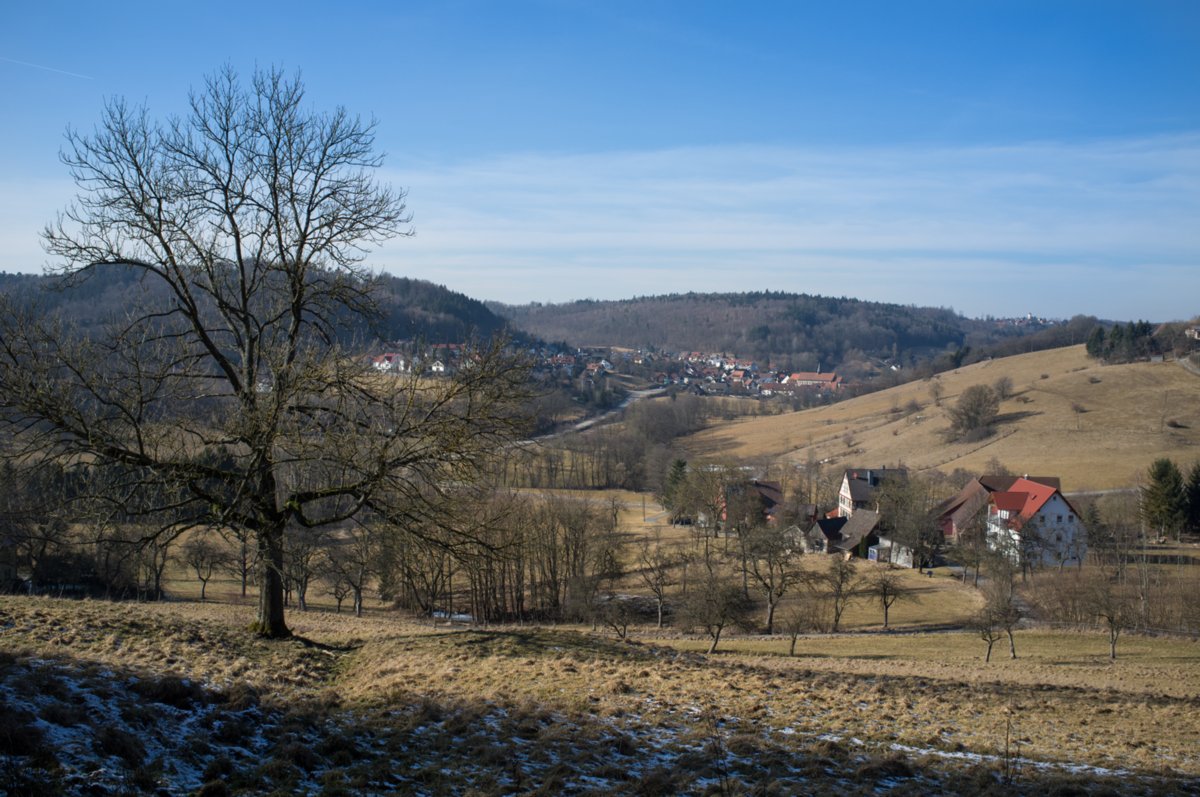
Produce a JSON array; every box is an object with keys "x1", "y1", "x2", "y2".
[
  {"x1": 2, "y1": 595, "x2": 1197, "y2": 795},
  {"x1": 679, "y1": 346, "x2": 1200, "y2": 491}
]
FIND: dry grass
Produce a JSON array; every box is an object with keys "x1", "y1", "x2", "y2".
[
  {"x1": 3, "y1": 594, "x2": 1197, "y2": 795},
  {"x1": 680, "y1": 346, "x2": 1200, "y2": 491}
]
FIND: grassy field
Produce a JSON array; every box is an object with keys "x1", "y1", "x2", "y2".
[
  {"x1": 679, "y1": 346, "x2": 1200, "y2": 491},
  {"x1": 2, "y1": 595, "x2": 1197, "y2": 795}
]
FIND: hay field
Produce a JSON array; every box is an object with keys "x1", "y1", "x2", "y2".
[{"x1": 680, "y1": 346, "x2": 1200, "y2": 491}]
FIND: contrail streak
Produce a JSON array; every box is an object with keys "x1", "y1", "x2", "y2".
[{"x1": 0, "y1": 56, "x2": 93, "y2": 80}]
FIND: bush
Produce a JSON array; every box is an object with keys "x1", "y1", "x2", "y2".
[
  {"x1": 95, "y1": 724, "x2": 147, "y2": 767},
  {"x1": 947, "y1": 385, "x2": 1000, "y2": 441}
]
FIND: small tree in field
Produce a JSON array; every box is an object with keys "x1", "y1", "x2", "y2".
[
  {"x1": 1088, "y1": 573, "x2": 1134, "y2": 660},
  {"x1": 867, "y1": 566, "x2": 916, "y2": 629},
  {"x1": 744, "y1": 524, "x2": 801, "y2": 634},
  {"x1": 947, "y1": 384, "x2": 1000, "y2": 441},
  {"x1": 971, "y1": 604, "x2": 1005, "y2": 663},
  {"x1": 982, "y1": 558, "x2": 1022, "y2": 659},
  {"x1": 680, "y1": 559, "x2": 751, "y2": 654},
  {"x1": 637, "y1": 531, "x2": 677, "y2": 629},
  {"x1": 809, "y1": 557, "x2": 861, "y2": 633},
  {"x1": 181, "y1": 531, "x2": 229, "y2": 602}
]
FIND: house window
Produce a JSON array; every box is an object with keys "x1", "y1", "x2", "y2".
[
  {"x1": 1069, "y1": 515, "x2": 1074, "y2": 523},
  {"x1": 1057, "y1": 515, "x2": 1063, "y2": 523}
]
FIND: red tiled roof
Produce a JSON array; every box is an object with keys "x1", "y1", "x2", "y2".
[{"x1": 990, "y1": 477, "x2": 1061, "y2": 527}]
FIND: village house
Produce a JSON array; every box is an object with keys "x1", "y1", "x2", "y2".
[
  {"x1": 784, "y1": 371, "x2": 842, "y2": 391},
  {"x1": 837, "y1": 467, "x2": 907, "y2": 518},
  {"x1": 986, "y1": 477, "x2": 1087, "y2": 569},
  {"x1": 371, "y1": 352, "x2": 406, "y2": 372},
  {"x1": 936, "y1": 475, "x2": 1060, "y2": 542}
]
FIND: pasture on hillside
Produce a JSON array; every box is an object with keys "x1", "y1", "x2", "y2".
[{"x1": 680, "y1": 345, "x2": 1200, "y2": 492}]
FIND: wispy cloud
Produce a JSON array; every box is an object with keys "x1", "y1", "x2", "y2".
[
  {"x1": 4, "y1": 136, "x2": 1194, "y2": 321},
  {"x1": 379, "y1": 135, "x2": 1199, "y2": 319}
]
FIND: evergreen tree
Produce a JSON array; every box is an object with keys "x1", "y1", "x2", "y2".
[
  {"x1": 1085, "y1": 326, "x2": 1106, "y2": 359},
  {"x1": 661, "y1": 459, "x2": 689, "y2": 516},
  {"x1": 1185, "y1": 461, "x2": 1200, "y2": 536},
  {"x1": 1141, "y1": 458, "x2": 1187, "y2": 540}
]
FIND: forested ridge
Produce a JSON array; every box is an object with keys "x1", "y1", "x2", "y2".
[
  {"x1": 0, "y1": 268, "x2": 514, "y2": 345},
  {"x1": 492, "y1": 291, "x2": 1077, "y2": 372}
]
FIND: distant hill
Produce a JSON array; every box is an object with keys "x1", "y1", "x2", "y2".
[
  {"x1": 0, "y1": 268, "x2": 517, "y2": 346},
  {"x1": 491, "y1": 292, "x2": 1090, "y2": 377},
  {"x1": 677, "y1": 345, "x2": 1200, "y2": 491}
]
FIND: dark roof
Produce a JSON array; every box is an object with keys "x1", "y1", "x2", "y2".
[
  {"x1": 843, "y1": 468, "x2": 907, "y2": 505},
  {"x1": 978, "y1": 474, "x2": 1060, "y2": 492},
  {"x1": 751, "y1": 480, "x2": 783, "y2": 508},
  {"x1": 833, "y1": 510, "x2": 881, "y2": 552},
  {"x1": 812, "y1": 516, "x2": 849, "y2": 540}
]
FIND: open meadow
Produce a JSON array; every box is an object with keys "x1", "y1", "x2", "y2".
[{"x1": 2, "y1": 593, "x2": 1198, "y2": 795}]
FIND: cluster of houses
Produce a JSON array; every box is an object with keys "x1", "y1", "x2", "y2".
[
  {"x1": 646, "y1": 352, "x2": 844, "y2": 397},
  {"x1": 808, "y1": 468, "x2": 1087, "y2": 570},
  {"x1": 729, "y1": 466, "x2": 1087, "y2": 571},
  {"x1": 370, "y1": 343, "x2": 467, "y2": 376},
  {"x1": 369, "y1": 342, "x2": 846, "y2": 400}
]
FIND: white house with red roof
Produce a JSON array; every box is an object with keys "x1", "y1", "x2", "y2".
[
  {"x1": 784, "y1": 371, "x2": 842, "y2": 391},
  {"x1": 986, "y1": 477, "x2": 1086, "y2": 568}
]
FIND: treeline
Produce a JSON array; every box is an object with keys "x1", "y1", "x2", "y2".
[{"x1": 1080, "y1": 321, "x2": 1190, "y2": 364}]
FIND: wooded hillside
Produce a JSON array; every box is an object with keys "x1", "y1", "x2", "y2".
[
  {"x1": 0, "y1": 268, "x2": 514, "y2": 345},
  {"x1": 493, "y1": 291, "x2": 1085, "y2": 374}
]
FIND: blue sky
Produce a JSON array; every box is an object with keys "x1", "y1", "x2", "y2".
[{"x1": 1, "y1": 1, "x2": 1197, "y2": 321}]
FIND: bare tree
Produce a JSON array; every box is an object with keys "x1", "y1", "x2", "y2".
[
  {"x1": 983, "y1": 556, "x2": 1022, "y2": 659},
  {"x1": 970, "y1": 604, "x2": 1005, "y2": 663},
  {"x1": 680, "y1": 558, "x2": 751, "y2": 654},
  {"x1": 809, "y1": 557, "x2": 861, "y2": 633},
  {"x1": 180, "y1": 531, "x2": 228, "y2": 602},
  {"x1": 743, "y1": 525, "x2": 801, "y2": 634},
  {"x1": 1088, "y1": 572, "x2": 1135, "y2": 660},
  {"x1": 637, "y1": 531, "x2": 677, "y2": 629},
  {"x1": 875, "y1": 472, "x2": 944, "y2": 573},
  {"x1": 781, "y1": 587, "x2": 828, "y2": 655},
  {"x1": 0, "y1": 67, "x2": 526, "y2": 638},
  {"x1": 928, "y1": 378, "x2": 944, "y2": 407},
  {"x1": 283, "y1": 525, "x2": 326, "y2": 612},
  {"x1": 866, "y1": 566, "x2": 916, "y2": 629}
]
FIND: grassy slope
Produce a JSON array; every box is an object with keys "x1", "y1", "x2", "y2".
[
  {"x1": 680, "y1": 346, "x2": 1200, "y2": 491},
  {"x1": 2, "y1": 596, "x2": 1197, "y2": 796}
]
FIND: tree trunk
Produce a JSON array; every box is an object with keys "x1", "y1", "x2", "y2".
[
  {"x1": 1007, "y1": 629, "x2": 1017, "y2": 659},
  {"x1": 707, "y1": 626, "x2": 722, "y2": 654},
  {"x1": 985, "y1": 640, "x2": 994, "y2": 662},
  {"x1": 255, "y1": 525, "x2": 290, "y2": 638}
]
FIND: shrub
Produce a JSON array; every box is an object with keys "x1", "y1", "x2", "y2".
[{"x1": 95, "y1": 724, "x2": 147, "y2": 767}]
